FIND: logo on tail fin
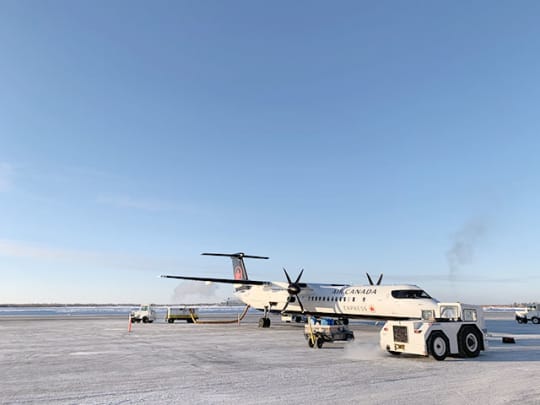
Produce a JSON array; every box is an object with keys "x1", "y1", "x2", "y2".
[
  {"x1": 232, "y1": 257, "x2": 248, "y2": 280},
  {"x1": 234, "y1": 265, "x2": 244, "y2": 280}
]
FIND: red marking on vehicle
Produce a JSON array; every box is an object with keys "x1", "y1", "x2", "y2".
[{"x1": 369, "y1": 305, "x2": 375, "y2": 312}]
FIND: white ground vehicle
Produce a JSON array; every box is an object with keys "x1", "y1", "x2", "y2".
[
  {"x1": 165, "y1": 307, "x2": 199, "y2": 323},
  {"x1": 130, "y1": 304, "x2": 156, "y2": 323},
  {"x1": 515, "y1": 304, "x2": 540, "y2": 324},
  {"x1": 380, "y1": 302, "x2": 486, "y2": 361},
  {"x1": 304, "y1": 317, "x2": 354, "y2": 348}
]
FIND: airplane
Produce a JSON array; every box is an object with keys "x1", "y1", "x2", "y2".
[{"x1": 161, "y1": 252, "x2": 439, "y2": 328}]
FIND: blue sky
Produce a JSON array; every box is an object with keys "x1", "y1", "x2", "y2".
[{"x1": 1, "y1": 1, "x2": 539, "y2": 304}]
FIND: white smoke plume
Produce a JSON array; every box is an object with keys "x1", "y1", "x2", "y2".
[
  {"x1": 446, "y1": 219, "x2": 487, "y2": 280},
  {"x1": 171, "y1": 281, "x2": 219, "y2": 304}
]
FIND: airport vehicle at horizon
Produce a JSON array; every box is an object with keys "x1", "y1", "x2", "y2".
[
  {"x1": 379, "y1": 302, "x2": 486, "y2": 361},
  {"x1": 304, "y1": 317, "x2": 354, "y2": 348},
  {"x1": 281, "y1": 313, "x2": 307, "y2": 323},
  {"x1": 161, "y1": 252, "x2": 439, "y2": 328},
  {"x1": 130, "y1": 304, "x2": 156, "y2": 323},
  {"x1": 515, "y1": 304, "x2": 540, "y2": 324},
  {"x1": 165, "y1": 306, "x2": 199, "y2": 323}
]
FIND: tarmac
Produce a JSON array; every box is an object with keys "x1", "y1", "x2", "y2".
[{"x1": 1, "y1": 311, "x2": 540, "y2": 404}]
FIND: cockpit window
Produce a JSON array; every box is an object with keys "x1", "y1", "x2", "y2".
[{"x1": 391, "y1": 290, "x2": 432, "y2": 299}]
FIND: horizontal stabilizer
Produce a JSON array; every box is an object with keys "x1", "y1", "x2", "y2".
[{"x1": 202, "y1": 252, "x2": 269, "y2": 260}]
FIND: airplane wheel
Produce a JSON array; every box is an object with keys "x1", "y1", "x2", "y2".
[
  {"x1": 258, "y1": 318, "x2": 265, "y2": 327},
  {"x1": 265, "y1": 318, "x2": 271, "y2": 328},
  {"x1": 429, "y1": 332, "x2": 449, "y2": 361},
  {"x1": 532, "y1": 317, "x2": 539, "y2": 324},
  {"x1": 316, "y1": 337, "x2": 324, "y2": 348},
  {"x1": 308, "y1": 339, "x2": 315, "y2": 348}
]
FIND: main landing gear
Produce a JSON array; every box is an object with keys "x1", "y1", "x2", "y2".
[{"x1": 259, "y1": 306, "x2": 271, "y2": 328}]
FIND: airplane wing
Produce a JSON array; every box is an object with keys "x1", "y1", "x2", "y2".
[{"x1": 160, "y1": 274, "x2": 269, "y2": 286}]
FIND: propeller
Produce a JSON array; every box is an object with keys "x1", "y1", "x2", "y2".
[
  {"x1": 281, "y1": 268, "x2": 305, "y2": 313},
  {"x1": 366, "y1": 273, "x2": 383, "y2": 286}
]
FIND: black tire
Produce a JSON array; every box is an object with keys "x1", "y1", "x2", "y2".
[
  {"x1": 532, "y1": 317, "x2": 539, "y2": 324},
  {"x1": 429, "y1": 332, "x2": 449, "y2": 361},
  {"x1": 167, "y1": 319, "x2": 174, "y2": 324},
  {"x1": 388, "y1": 350, "x2": 402, "y2": 356},
  {"x1": 187, "y1": 319, "x2": 194, "y2": 323},
  {"x1": 265, "y1": 318, "x2": 271, "y2": 328},
  {"x1": 142, "y1": 317, "x2": 148, "y2": 323},
  {"x1": 308, "y1": 338, "x2": 315, "y2": 348},
  {"x1": 342, "y1": 318, "x2": 349, "y2": 326},
  {"x1": 316, "y1": 337, "x2": 324, "y2": 348},
  {"x1": 517, "y1": 318, "x2": 523, "y2": 324},
  {"x1": 130, "y1": 318, "x2": 136, "y2": 324},
  {"x1": 460, "y1": 328, "x2": 482, "y2": 358}
]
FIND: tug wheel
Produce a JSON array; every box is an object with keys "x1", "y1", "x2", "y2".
[
  {"x1": 532, "y1": 317, "x2": 539, "y2": 324},
  {"x1": 459, "y1": 327, "x2": 481, "y2": 358},
  {"x1": 429, "y1": 332, "x2": 449, "y2": 361}
]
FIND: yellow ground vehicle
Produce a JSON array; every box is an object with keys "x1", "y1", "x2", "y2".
[
  {"x1": 165, "y1": 307, "x2": 199, "y2": 323},
  {"x1": 304, "y1": 317, "x2": 354, "y2": 348}
]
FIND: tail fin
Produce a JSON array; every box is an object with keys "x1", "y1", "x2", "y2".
[{"x1": 202, "y1": 252, "x2": 269, "y2": 281}]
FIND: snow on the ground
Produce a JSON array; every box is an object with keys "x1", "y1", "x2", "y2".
[{"x1": 1, "y1": 313, "x2": 539, "y2": 404}]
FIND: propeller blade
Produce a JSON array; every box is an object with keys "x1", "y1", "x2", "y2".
[
  {"x1": 296, "y1": 295, "x2": 305, "y2": 313},
  {"x1": 281, "y1": 300, "x2": 290, "y2": 313},
  {"x1": 294, "y1": 269, "x2": 304, "y2": 284},
  {"x1": 376, "y1": 273, "x2": 383, "y2": 285},
  {"x1": 283, "y1": 268, "x2": 292, "y2": 284},
  {"x1": 366, "y1": 273, "x2": 374, "y2": 286}
]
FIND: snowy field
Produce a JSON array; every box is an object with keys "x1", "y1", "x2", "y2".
[{"x1": 1, "y1": 311, "x2": 540, "y2": 405}]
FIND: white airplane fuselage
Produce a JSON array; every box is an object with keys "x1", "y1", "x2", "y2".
[{"x1": 234, "y1": 282, "x2": 438, "y2": 320}]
